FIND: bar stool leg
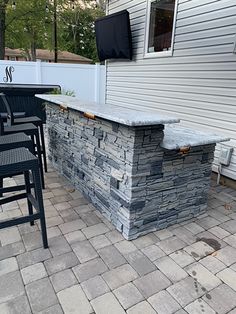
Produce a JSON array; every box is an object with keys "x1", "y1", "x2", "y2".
[
  {"x1": 33, "y1": 166, "x2": 48, "y2": 249},
  {"x1": 39, "y1": 124, "x2": 47, "y2": 173},
  {"x1": 0, "y1": 177, "x2": 3, "y2": 197},
  {"x1": 35, "y1": 132, "x2": 45, "y2": 189},
  {"x1": 24, "y1": 170, "x2": 34, "y2": 226}
]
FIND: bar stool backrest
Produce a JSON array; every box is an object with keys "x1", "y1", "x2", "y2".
[{"x1": 0, "y1": 93, "x2": 14, "y2": 126}]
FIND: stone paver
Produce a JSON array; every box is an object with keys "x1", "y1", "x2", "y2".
[
  {"x1": 169, "y1": 250, "x2": 195, "y2": 268},
  {"x1": 183, "y1": 222, "x2": 205, "y2": 235},
  {"x1": 71, "y1": 240, "x2": 98, "y2": 263},
  {"x1": 0, "y1": 227, "x2": 21, "y2": 246},
  {"x1": 184, "y1": 241, "x2": 215, "y2": 260},
  {"x1": 82, "y1": 223, "x2": 109, "y2": 239},
  {"x1": 64, "y1": 230, "x2": 86, "y2": 244},
  {"x1": 26, "y1": 277, "x2": 58, "y2": 313},
  {"x1": 91, "y1": 292, "x2": 125, "y2": 314},
  {"x1": 105, "y1": 230, "x2": 124, "y2": 244},
  {"x1": 81, "y1": 275, "x2": 110, "y2": 300},
  {"x1": 89, "y1": 234, "x2": 111, "y2": 250},
  {"x1": 0, "y1": 257, "x2": 18, "y2": 276},
  {"x1": 199, "y1": 255, "x2": 226, "y2": 274},
  {"x1": 38, "y1": 304, "x2": 64, "y2": 314},
  {"x1": 17, "y1": 247, "x2": 51, "y2": 268},
  {"x1": 215, "y1": 246, "x2": 236, "y2": 266},
  {"x1": 132, "y1": 234, "x2": 158, "y2": 249},
  {"x1": 0, "y1": 271, "x2": 25, "y2": 304},
  {"x1": 48, "y1": 236, "x2": 71, "y2": 257},
  {"x1": 0, "y1": 242, "x2": 25, "y2": 261},
  {"x1": 59, "y1": 219, "x2": 86, "y2": 234},
  {"x1": 127, "y1": 301, "x2": 156, "y2": 314},
  {"x1": 73, "y1": 257, "x2": 107, "y2": 282},
  {"x1": 224, "y1": 234, "x2": 236, "y2": 248},
  {"x1": 185, "y1": 299, "x2": 215, "y2": 314},
  {"x1": 134, "y1": 270, "x2": 171, "y2": 298},
  {"x1": 114, "y1": 240, "x2": 137, "y2": 255},
  {"x1": 102, "y1": 264, "x2": 138, "y2": 290},
  {"x1": 217, "y1": 268, "x2": 236, "y2": 291},
  {"x1": 21, "y1": 262, "x2": 47, "y2": 284},
  {"x1": 125, "y1": 250, "x2": 156, "y2": 276},
  {"x1": 0, "y1": 295, "x2": 31, "y2": 314},
  {"x1": 203, "y1": 284, "x2": 236, "y2": 314},
  {"x1": 57, "y1": 285, "x2": 93, "y2": 314},
  {"x1": 50, "y1": 269, "x2": 78, "y2": 293},
  {"x1": 44, "y1": 251, "x2": 79, "y2": 275},
  {"x1": 167, "y1": 277, "x2": 205, "y2": 307},
  {"x1": 154, "y1": 256, "x2": 188, "y2": 283},
  {"x1": 157, "y1": 237, "x2": 186, "y2": 255},
  {"x1": 220, "y1": 220, "x2": 236, "y2": 234},
  {"x1": 208, "y1": 226, "x2": 230, "y2": 239},
  {"x1": 148, "y1": 290, "x2": 181, "y2": 314},
  {"x1": 22, "y1": 231, "x2": 43, "y2": 251},
  {"x1": 1, "y1": 166, "x2": 236, "y2": 314},
  {"x1": 113, "y1": 282, "x2": 144, "y2": 309},
  {"x1": 141, "y1": 244, "x2": 166, "y2": 261},
  {"x1": 185, "y1": 262, "x2": 221, "y2": 291},
  {"x1": 98, "y1": 245, "x2": 126, "y2": 269}
]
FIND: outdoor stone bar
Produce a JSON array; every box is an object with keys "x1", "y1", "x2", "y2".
[{"x1": 37, "y1": 94, "x2": 229, "y2": 240}]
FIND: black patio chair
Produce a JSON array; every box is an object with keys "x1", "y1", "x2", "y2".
[
  {"x1": 0, "y1": 93, "x2": 48, "y2": 173},
  {"x1": 0, "y1": 116, "x2": 45, "y2": 189},
  {"x1": 0, "y1": 132, "x2": 34, "y2": 197},
  {"x1": 0, "y1": 112, "x2": 26, "y2": 121},
  {"x1": 0, "y1": 147, "x2": 48, "y2": 248}
]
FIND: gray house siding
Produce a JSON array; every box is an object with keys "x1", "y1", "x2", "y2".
[{"x1": 106, "y1": 0, "x2": 236, "y2": 180}]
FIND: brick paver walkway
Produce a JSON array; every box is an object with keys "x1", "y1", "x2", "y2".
[{"x1": 0, "y1": 166, "x2": 236, "y2": 314}]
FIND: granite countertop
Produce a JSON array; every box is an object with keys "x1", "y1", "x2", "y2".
[
  {"x1": 35, "y1": 94, "x2": 180, "y2": 127},
  {"x1": 161, "y1": 125, "x2": 230, "y2": 149}
]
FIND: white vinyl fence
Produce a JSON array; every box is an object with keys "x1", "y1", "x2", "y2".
[{"x1": 0, "y1": 60, "x2": 106, "y2": 103}]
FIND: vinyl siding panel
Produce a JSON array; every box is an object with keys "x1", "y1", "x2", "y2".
[{"x1": 106, "y1": 0, "x2": 236, "y2": 180}]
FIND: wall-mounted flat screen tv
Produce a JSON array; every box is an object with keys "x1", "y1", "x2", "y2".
[{"x1": 95, "y1": 10, "x2": 132, "y2": 62}]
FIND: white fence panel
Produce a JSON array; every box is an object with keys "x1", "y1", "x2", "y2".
[{"x1": 0, "y1": 60, "x2": 106, "y2": 103}]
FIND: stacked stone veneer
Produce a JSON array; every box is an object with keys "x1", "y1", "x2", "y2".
[{"x1": 46, "y1": 103, "x2": 215, "y2": 240}]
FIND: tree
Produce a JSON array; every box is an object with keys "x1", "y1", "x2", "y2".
[
  {"x1": 3, "y1": 0, "x2": 105, "y2": 62},
  {"x1": 59, "y1": 1, "x2": 105, "y2": 62},
  {"x1": 5, "y1": 0, "x2": 52, "y2": 61},
  {"x1": 0, "y1": 0, "x2": 9, "y2": 59}
]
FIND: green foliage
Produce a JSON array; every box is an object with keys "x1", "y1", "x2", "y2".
[
  {"x1": 50, "y1": 88, "x2": 75, "y2": 96},
  {"x1": 59, "y1": 4, "x2": 105, "y2": 62},
  {"x1": 5, "y1": 0, "x2": 105, "y2": 62}
]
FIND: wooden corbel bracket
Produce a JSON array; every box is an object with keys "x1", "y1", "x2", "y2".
[
  {"x1": 179, "y1": 146, "x2": 191, "y2": 155},
  {"x1": 84, "y1": 112, "x2": 96, "y2": 120},
  {"x1": 59, "y1": 104, "x2": 68, "y2": 113}
]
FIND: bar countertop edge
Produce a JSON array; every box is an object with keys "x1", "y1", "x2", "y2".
[{"x1": 36, "y1": 94, "x2": 180, "y2": 127}]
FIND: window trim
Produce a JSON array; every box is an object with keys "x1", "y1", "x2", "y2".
[{"x1": 144, "y1": 0, "x2": 178, "y2": 59}]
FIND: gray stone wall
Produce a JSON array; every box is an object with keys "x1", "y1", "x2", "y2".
[{"x1": 46, "y1": 103, "x2": 215, "y2": 240}]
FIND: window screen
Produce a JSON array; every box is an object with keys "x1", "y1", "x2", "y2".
[{"x1": 147, "y1": 0, "x2": 176, "y2": 53}]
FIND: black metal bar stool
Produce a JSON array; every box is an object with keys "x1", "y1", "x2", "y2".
[
  {"x1": 0, "y1": 132, "x2": 34, "y2": 196},
  {"x1": 0, "y1": 117, "x2": 45, "y2": 189},
  {"x1": 0, "y1": 147, "x2": 48, "y2": 248},
  {"x1": 0, "y1": 112, "x2": 26, "y2": 120},
  {"x1": 0, "y1": 93, "x2": 47, "y2": 173}
]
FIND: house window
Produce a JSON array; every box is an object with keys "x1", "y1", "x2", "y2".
[{"x1": 145, "y1": 0, "x2": 177, "y2": 57}]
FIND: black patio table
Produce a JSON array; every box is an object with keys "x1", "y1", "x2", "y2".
[{"x1": 0, "y1": 83, "x2": 61, "y2": 123}]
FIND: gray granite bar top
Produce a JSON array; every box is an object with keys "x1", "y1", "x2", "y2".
[
  {"x1": 36, "y1": 94, "x2": 180, "y2": 126},
  {"x1": 161, "y1": 125, "x2": 230, "y2": 149}
]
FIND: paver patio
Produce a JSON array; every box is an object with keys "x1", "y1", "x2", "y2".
[{"x1": 0, "y1": 166, "x2": 236, "y2": 314}]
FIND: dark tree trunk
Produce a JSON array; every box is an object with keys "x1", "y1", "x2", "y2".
[
  {"x1": 0, "y1": 1, "x2": 8, "y2": 60},
  {"x1": 31, "y1": 38, "x2": 36, "y2": 61}
]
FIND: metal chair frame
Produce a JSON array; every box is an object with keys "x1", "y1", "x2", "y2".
[
  {"x1": 0, "y1": 147, "x2": 48, "y2": 248},
  {"x1": 0, "y1": 93, "x2": 47, "y2": 172},
  {"x1": 0, "y1": 116, "x2": 45, "y2": 189}
]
